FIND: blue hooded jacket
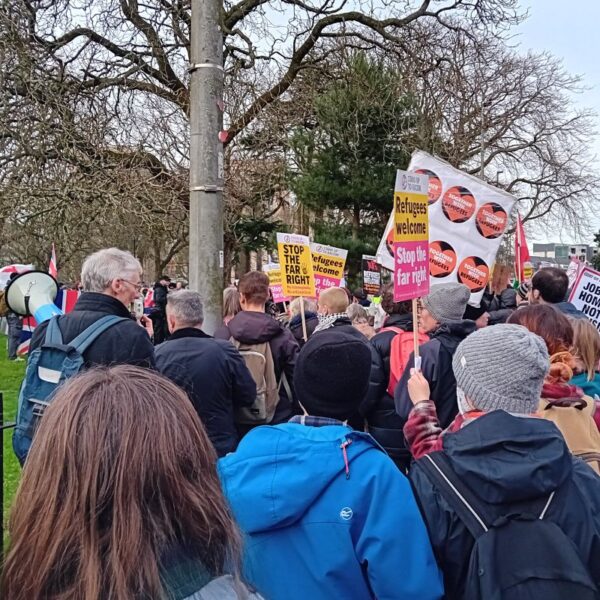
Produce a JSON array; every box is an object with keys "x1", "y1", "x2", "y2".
[{"x1": 218, "y1": 422, "x2": 443, "y2": 600}]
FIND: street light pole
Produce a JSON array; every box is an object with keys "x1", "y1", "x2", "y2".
[{"x1": 189, "y1": 0, "x2": 224, "y2": 334}]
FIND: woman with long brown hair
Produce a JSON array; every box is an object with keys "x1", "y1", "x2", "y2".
[
  {"x1": 508, "y1": 305, "x2": 600, "y2": 473},
  {"x1": 2, "y1": 366, "x2": 260, "y2": 599}
]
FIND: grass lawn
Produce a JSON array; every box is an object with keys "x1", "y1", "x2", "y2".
[{"x1": 0, "y1": 334, "x2": 25, "y2": 545}]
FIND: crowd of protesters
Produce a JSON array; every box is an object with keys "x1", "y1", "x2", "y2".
[{"x1": 1, "y1": 248, "x2": 600, "y2": 599}]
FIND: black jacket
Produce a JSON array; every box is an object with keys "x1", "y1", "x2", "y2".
[
  {"x1": 153, "y1": 282, "x2": 168, "y2": 311},
  {"x1": 395, "y1": 319, "x2": 476, "y2": 428},
  {"x1": 215, "y1": 311, "x2": 300, "y2": 423},
  {"x1": 409, "y1": 411, "x2": 600, "y2": 599},
  {"x1": 288, "y1": 311, "x2": 319, "y2": 347},
  {"x1": 155, "y1": 328, "x2": 256, "y2": 456},
  {"x1": 361, "y1": 313, "x2": 413, "y2": 461},
  {"x1": 30, "y1": 292, "x2": 155, "y2": 368},
  {"x1": 486, "y1": 288, "x2": 517, "y2": 325}
]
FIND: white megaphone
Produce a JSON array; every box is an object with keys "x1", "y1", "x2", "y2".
[{"x1": 5, "y1": 270, "x2": 63, "y2": 323}]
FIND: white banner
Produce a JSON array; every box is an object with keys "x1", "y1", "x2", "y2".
[
  {"x1": 569, "y1": 266, "x2": 600, "y2": 329},
  {"x1": 376, "y1": 150, "x2": 516, "y2": 306}
]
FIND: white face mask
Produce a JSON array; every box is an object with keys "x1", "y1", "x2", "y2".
[{"x1": 456, "y1": 387, "x2": 475, "y2": 416}]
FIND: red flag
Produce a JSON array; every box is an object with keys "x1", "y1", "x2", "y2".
[
  {"x1": 49, "y1": 243, "x2": 58, "y2": 279},
  {"x1": 514, "y1": 213, "x2": 530, "y2": 283}
]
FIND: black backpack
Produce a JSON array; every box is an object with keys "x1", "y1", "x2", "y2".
[{"x1": 419, "y1": 452, "x2": 599, "y2": 600}]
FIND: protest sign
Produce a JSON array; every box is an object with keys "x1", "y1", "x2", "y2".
[
  {"x1": 263, "y1": 263, "x2": 290, "y2": 303},
  {"x1": 376, "y1": 150, "x2": 516, "y2": 306},
  {"x1": 310, "y1": 243, "x2": 347, "y2": 294},
  {"x1": 569, "y1": 266, "x2": 600, "y2": 329},
  {"x1": 276, "y1": 233, "x2": 316, "y2": 298},
  {"x1": 362, "y1": 255, "x2": 381, "y2": 296},
  {"x1": 392, "y1": 170, "x2": 430, "y2": 302},
  {"x1": 566, "y1": 258, "x2": 581, "y2": 289}
]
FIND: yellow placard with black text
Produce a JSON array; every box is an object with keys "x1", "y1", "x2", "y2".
[{"x1": 276, "y1": 233, "x2": 316, "y2": 298}]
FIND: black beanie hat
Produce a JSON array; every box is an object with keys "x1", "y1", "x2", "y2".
[{"x1": 295, "y1": 329, "x2": 372, "y2": 420}]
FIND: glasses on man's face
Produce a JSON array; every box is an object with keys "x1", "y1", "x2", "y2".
[{"x1": 120, "y1": 279, "x2": 143, "y2": 291}]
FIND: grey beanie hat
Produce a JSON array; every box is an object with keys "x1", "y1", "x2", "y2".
[
  {"x1": 422, "y1": 283, "x2": 471, "y2": 323},
  {"x1": 452, "y1": 324, "x2": 550, "y2": 414}
]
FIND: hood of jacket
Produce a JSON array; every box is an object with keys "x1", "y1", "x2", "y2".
[
  {"x1": 219, "y1": 424, "x2": 380, "y2": 533},
  {"x1": 289, "y1": 311, "x2": 318, "y2": 330},
  {"x1": 432, "y1": 319, "x2": 476, "y2": 340},
  {"x1": 226, "y1": 311, "x2": 284, "y2": 344},
  {"x1": 383, "y1": 312, "x2": 413, "y2": 330},
  {"x1": 443, "y1": 410, "x2": 573, "y2": 504}
]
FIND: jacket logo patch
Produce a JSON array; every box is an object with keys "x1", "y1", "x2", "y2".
[{"x1": 339, "y1": 507, "x2": 353, "y2": 520}]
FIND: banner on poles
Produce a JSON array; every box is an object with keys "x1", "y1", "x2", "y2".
[
  {"x1": 277, "y1": 233, "x2": 316, "y2": 298},
  {"x1": 376, "y1": 150, "x2": 516, "y2": 305},
  {"x1": 310, "y1": 243, "x2": 347, "y2": 294},
  {"x1": 569, "y1": 266, "x2": 600, "y2": 329},
  {"x1": 263, "y1": 263, "x2": 290, "y2": 303},
  {"x1": 362, "y1": 255, "x2": 381, "y2": 296},
  {"x1": 392, "y1": 170, "x2": 430, "y2": 302}
]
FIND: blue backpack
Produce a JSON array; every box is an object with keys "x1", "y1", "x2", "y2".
[
  {"x1": 13, "y1": 315, "x2": 126, "y2": 464},
  {"x1": 419, "y1": 451, "x2": 599, "y2": 600}
]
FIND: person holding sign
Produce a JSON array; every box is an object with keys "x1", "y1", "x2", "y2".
[{"x1": 394, "y1": 283, "x2": 476, "y2": 432}]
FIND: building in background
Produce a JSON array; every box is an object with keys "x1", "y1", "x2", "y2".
[{"x1": 531, "y1": 243, "x2": 598, "y2": 268}]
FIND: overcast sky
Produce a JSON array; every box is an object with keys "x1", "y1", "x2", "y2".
[{"x1": 518, "y1": 0, "x2": 600, "y2": 244}]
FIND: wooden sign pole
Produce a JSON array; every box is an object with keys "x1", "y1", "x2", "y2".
[
  {"x1": 412, "y1": 297, "x2": 421, "y2": 371},
  {"x1": 299, "y1": 296, "x2": 308, "y2": 342}
]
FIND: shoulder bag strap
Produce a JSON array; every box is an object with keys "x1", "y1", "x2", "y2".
[
  {"x1": 419, "y1": 452, "x2": 489, "y2": 539},
  {"x1": 44, "y1": 316, "x2": 64, "y2": 345},
  {"x1": 70, "y1": 315, "x2": 128, "y2": 354}
]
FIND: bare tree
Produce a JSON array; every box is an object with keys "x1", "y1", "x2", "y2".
[{"x1": 400, "y1": 22, "x2": 599, "y2": 235}]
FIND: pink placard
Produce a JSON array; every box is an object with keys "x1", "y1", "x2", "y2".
[
  {"x1": 271, "y1": 284, "x2": 290, "y2": 304},
  {"x1": 393, "y1": 240, "x2": 430, "y2": 302},
  {"x1": 314, "y1": 274, "x2": 342, "y2": 294}
]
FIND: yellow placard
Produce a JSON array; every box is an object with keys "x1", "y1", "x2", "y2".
[
  {"x1": 266, "y1": 268, "x2": 283, "y2": 286},
  {"x1": 277, "y1": 233, "x2": 316, "y2": 297},
  {"x1": 394, "y1": 192, "x2": 428, "y2": 243},
  {"x1": 312, "y1": 252, "x2": 346, "y2": 281}
]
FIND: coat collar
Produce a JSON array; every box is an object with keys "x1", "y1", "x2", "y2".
[
  {"x1": 74, "y1": 292, "x2": 133, "y2": 319},
  {"x1": 168, "y1": 326, "x2": 211, "y2": 341}
]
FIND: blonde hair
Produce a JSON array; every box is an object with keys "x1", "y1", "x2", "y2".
[
  {"x1": 318, "y1": 287, "x2": 349, "y2": 314},
  {"x1": 571, "y1": 318, "x2": 600, "y2": 381}
]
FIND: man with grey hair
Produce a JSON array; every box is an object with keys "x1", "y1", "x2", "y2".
[
  {"x1": 155, "y1": 290, "x2": 256, "y2": 456},
  {"x1": 29, "y1": 248, "x2": 155, "y2": 368}
]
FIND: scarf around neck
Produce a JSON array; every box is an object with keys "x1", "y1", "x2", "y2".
[{"x1": 314, "y1": 312, "x2": 350, "y2": 333}]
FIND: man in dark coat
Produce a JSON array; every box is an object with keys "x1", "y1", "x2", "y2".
[
  {"x1": 530, "y1": 266, "x2": 586, "y2": 318},
  {"x1": 155, "y1": 290, "x2": 256, "y2": 457},
  {"x1": 395, "y1": 283, "x2": 476, "y2": 429},
  {"x1": 29, "y1": 248, "x2": 155, "y2": 368},
  {"x1": 406, "y1": 325, "x2": 600, "y2": 599},
  {"x1": 215, "y1": 271, "x2": 300, "y2": 424},
  {"x1": 151, "y1": 275, "x2": 170, "y2": 344},
  {"x1": 362, "y1": 284, "x2": 414, "y2": 468}
]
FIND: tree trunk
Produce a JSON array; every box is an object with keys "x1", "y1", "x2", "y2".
[
  {"x1": 352, "y1": 204, "x2": 360, "y2": 241},
  {"x1": 239, "y1": 248, "x2": 250, "y2": 275}
]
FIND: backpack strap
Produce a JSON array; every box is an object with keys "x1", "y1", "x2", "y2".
[
  {"x1": 380, "y1": 326, "x2": 405, "y2": 335},
  {"x1": 419, "y1": 452, "x2": 490, "y2": 538},
  {"x1": 278, "y1": 371, "x2": 293, "y2": 400},
  {"x1": 69, "y1": 315, "x2": 128, "y2": 354},
  {"x1": 44, "y1": 316, "x2": 64, "y2": 345},
  {"x1": 421, "y1": 452, "x2": 561, "y2": 537}
]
